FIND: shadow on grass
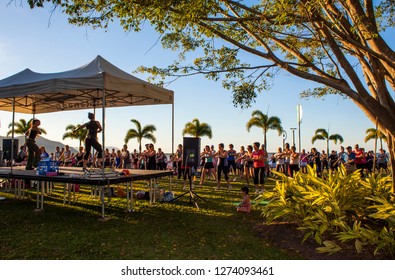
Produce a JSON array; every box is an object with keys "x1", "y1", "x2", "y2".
[{"x1": 0, "y1": 177, "x2": 302, "y2": 260}]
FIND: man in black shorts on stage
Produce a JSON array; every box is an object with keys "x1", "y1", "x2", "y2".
[{"x1": 74, "y1": 112, "x2": 103, "y2": 170}]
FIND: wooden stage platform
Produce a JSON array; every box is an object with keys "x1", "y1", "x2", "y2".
[
  {"x1": 0, "y1": 166, "x2": 173, "y2": 219},
  {"x1": 0, "y1": 166, "x2": 173, "y2": 184}
]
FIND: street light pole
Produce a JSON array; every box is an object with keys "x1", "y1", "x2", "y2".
[
  {"x1": 282, "y1": 131, "x2": 287, "y2": 150},
  {"x1": 290, "y1": 128, "x2": 297, "y2": 147},
  {"x1": 297, "y1": 104, "x2": 302, "y2": 153}
]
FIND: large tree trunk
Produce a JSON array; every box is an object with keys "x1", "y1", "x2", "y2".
[
  {"x1": 386, "y1": 133, "x2": 395, "y2": 193},
  {"x1": 349, "y1": 98, "x2": 395, "y2": 192}
]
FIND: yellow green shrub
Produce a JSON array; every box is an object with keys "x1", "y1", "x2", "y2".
[{"x1": 259, "y1": 165, "x2": 395, "y2": 256}]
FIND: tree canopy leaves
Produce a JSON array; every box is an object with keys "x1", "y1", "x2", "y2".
[
  {"x1": 22, "y1": 0, "x2": 395, "y2": 190},
  {"x1": 24, "y1": 1, "x2": 395, "y2": 124}
]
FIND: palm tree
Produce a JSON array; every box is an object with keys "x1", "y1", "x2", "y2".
[
  {"x1": 365, "y1": 128, "x2": 387, "y2": 151},
  {"x1": 311, "y1": 128, "x2": 344, "y2": 156},
  {"x1": 246, "y1": 110, "x2": 283, "y2": 149},
  {"x1": 124, "y1": 119, "x2": 156, "y2": 152},
  {"x1": 63, "y1": 124, "x2": 87, "y2": 147},
  {"x1": 7, "y1": 118, "x2": 47, "y2": 136},
  {"x1": 182, "y1": 118, "x2": 213, "y2": 139}
]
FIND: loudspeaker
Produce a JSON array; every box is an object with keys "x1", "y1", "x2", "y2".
[
  {"x1": 2, "y1": 139, "x2": 19, "y2": 161},
  {"x1": 183, "y1": 137, "x2": 201, "y2": 167}
]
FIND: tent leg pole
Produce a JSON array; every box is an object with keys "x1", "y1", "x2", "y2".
[{"x1": 172, "y1": 103, "x2": 174, "y2": 155}]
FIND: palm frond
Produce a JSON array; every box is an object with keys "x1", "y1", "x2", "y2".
[
  {"x1": 246, "y1": 118, "x2": 263, "y2": 131},
  {"x1": 314, "y1": 128, "x2": 329, "y2": 137},
  {"x1": 312, "y1": 134, "x2": 326, "y2": 144},
  {"x1": 141, "y1": 124, "x2": 157, "y2": 135},
  {"x1": 144, "y1": 134, "x2": 157, "y2": 144},
  {"x1": 329, "y1": 134, "x2": 344, "y2": 144},
  {"x1": 364, "y1": 128, "x2": 387, "y2": 143}
]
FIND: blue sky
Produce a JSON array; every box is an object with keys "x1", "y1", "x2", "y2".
[{"x1": 0, "y1": 2, "x2": 388, "y2": 154}]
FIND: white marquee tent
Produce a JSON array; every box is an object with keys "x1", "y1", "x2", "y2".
[
  {"x1": 0, "y1": 56, "x2": 175, "y2": 160},
  {"x1": 0, "y1": 55, "x2": 174, "y2": 113}
]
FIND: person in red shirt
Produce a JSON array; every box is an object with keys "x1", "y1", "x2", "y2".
[
  {"x1": 354, "y1": 144, "x2": 366, "y2": 177},
  {"x1": 252, "y1": 142, "x2": 265, "y2": 194}
]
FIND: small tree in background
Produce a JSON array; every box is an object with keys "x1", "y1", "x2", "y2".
[
  {"x1": 311, "y1": 128, "x2": 343, "y2": 156},
  {"x1": 182, "y1": 118, "x2": 213, "y2": 139},
  {"x1": 246, "y1": 110, "x2": 282, "y2": 149},
  {"x1": 124, "y1": 119, "x2": 156, "y2": 152}
]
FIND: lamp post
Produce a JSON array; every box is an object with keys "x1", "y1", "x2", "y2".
[
  {"x1": 282, "y1": 130, "x2": 287, "y2": 150},
  {"x1": 297, "y1": 104, "x2": 303, "y2": 153},
  {"x1": 290, "y1": 128, "x2": 297, "y2": 147}
]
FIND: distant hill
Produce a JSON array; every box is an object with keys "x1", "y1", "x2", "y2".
[{"x1": 0, "y1": 135, "x2": 78, "y2": 154}]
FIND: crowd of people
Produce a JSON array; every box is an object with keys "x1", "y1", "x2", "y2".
[
  {"x1": 9, "y1": 117, "x2": 392, "y2": 216},
  {"x1": 171, "y1": 141, "x2": 391, "y2": 194},
  {"x1": 14, "y1": 138, "x2": 391, "y2": 180},
  {"x1": 10, "y1": 115, "x2": 391, "y2": 192},
  {"x1": 13, "y1": 114, "x2": 171, "y2": 172},
  {"x1": 15, "y1": 143, "x2": 169, "y2": 170},
  {"x1": 269, "y1": 144, "x2": 390, "y2": 177}
]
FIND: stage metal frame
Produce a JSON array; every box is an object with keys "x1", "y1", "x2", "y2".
[{"x1": 0, "y1": 167, "x2": 172, "y2": 219}]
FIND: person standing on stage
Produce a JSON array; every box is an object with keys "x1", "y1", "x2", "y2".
[
  {"x1": 25, "y1": 119, "x2": 42, "y2": 170},
  {"x1": 74, "y1": 112, "x2": 103, "y2": 170}
]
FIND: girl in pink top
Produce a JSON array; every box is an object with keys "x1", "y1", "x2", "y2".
[
  {"x1": 299, "y1": 149, "x2": 309, "y2": 174},
  {"x1": 237, "y1": 186, "x2": 252, "y2": 213}
]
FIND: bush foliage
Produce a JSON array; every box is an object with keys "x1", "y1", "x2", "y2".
[{"x1": 259, "y1": 165, "x2": 395, "y2": 257}]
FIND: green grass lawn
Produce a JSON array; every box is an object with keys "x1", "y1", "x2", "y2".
[{"x1": 0, "y1": 175, "x2": 302, "y2": 260}]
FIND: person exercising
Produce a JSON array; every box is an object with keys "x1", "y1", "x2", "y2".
[
  {"x1": 74, "y1": 112, "x2": 103, "y2": 170},
  {"x1": 25, "y1": 119, "x2": 42, "y2": 170}
]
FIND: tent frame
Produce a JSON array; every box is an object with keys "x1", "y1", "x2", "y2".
[{"x1": 0, "y1": 56, "x2": 175, "y2": 170}]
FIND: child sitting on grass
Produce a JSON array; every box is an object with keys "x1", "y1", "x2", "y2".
[{"x1": 237, "y1": 186, "x2": 251, "y2": 213}]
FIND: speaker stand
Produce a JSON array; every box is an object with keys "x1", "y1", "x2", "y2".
[{"x1": 170, "y1": 166, "x2": 206, "y2": 209}]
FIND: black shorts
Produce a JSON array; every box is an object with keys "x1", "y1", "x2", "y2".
[
  {"x1": 228, "y1": 160, "x2": 236, "y2": 170},
  {"x1": 203, "y1": 162, "x2": 214, "y2": 169},
  {"x1": 245, "y1": 161, "x2": 253, "y2": 168},
  {"x1": 378, "y1": 162, "x2": 387, "y2": 169}
]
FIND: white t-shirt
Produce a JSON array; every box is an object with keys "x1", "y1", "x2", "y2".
[{"x1": 275, "y1": 152, "x2": 284, "y2": 165}]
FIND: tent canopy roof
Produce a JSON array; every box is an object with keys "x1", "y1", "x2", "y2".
[{"x1": 0, "y1": 55, "x2": 174, "y2": 114}]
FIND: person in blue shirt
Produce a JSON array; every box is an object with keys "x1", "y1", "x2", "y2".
[
  {"x1": 227, "y1": 144, "x2": 237, "y2": 181},
  {"x1": 39, "y1": 146, "x2": 50, "y2": 160},
  {"x1": 345, "y1": 146, "x2": 357, "y2": 175}
]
